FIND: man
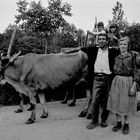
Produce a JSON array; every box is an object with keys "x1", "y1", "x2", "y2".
[
  {"x1": 64, "y1": 33, "x2": 119, "y2": 129},
  {"x1": 81, "y1": 33, "x2": 119, "y2": 129}
]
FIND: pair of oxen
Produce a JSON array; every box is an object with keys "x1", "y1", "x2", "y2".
[{"x1": 0, "y1": 50, "x2": 91, "y2": 124}]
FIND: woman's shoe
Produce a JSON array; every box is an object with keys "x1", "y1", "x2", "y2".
[
  {"x1": 112, "y1": 121, "x2": 122, "y2": 132},
  {"x1": 122, "y1": 123, "x2": 129, "y2": 135}
]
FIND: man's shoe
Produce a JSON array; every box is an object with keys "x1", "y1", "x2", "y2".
[
  {"x1": 101, "y1": 121, "x2": 108, "y2": 128},
  {"x1": 14, "y1": 108, "x2": 23, "y2": 113},
  {"x1": 78, "y1": 111, "x2": 87, "y2": 117},
  {"x1": 87, "y1": 122, "x2": 99, "y2": 129},
  {"x1": 122, "y1": 123, "x2": 129, "y2": 135},
  {"x1": 86, "y1": 113, "x2": 92, "y2": 119},
  {"x1": 112, "y1": 121, "x2": 122, "y2": 132}
]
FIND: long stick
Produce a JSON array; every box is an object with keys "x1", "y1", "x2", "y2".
[{"x1": 7, "y1": 26, "x2": 17, "y2": 57}]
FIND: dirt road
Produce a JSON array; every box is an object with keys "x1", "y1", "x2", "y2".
[{"x1": 0, "y1": 99, "x2": 140, "y2": 140}]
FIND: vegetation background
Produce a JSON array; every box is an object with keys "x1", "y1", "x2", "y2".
[{"x1": 0, "y1": 0, "x2": 140, "y2": 106}]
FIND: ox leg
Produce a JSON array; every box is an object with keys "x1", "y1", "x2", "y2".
[
  {"x1": 38, "y1": 93, "x2": 48, "y2": 119},
  {"x1": 61, "y1": 90, "x2": 69, "y2": 104},
  {"x1": 79, "y1": 89, "x2": 92, "y2": 118},
  {"x1": 25, "y1": 93, "x2": 36, "y2": 124},
  {"x1": 84, "y1": 89, "x2": 92, "y2": 112},
  {"x1": 25, "y1": 103, "x2": 36, "y2": 124},
  {"x1": 68, "y1": 87, "x2": 76, "y2": 106},
  {"x1": 15, "y1": 94, "x2": 24, "y2": 113}
]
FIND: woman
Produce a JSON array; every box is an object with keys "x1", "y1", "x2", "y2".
[{"x1": 107, "y1": 37, "x2": 140, "y2": 135}]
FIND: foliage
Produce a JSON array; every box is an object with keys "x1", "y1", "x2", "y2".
[
  {"x1": 77, "y1": 29, "x2": 86, "y2": 47},
  {"x1": 125, "y1": 23, "x2": 140, "y2": 52},
  {"x1": 108, "y1": 1, "x2": 129, "y2": 31},
  {"x1": 0, "y1": 84, "x2": 21, "y2": 106},
  {"x1": 16, "y1": 36, "x2": 45, "y2": 54},
  {"x1": 15, "y1": 0, "x2": 72, "y2": 37},
  {"x1": 51, "y1": 23, "x2": 79, "y2": 52},
  {"x1": 14, "y1": 0, "x2": 72, "y2": 53},
  {"x1": 0, "y1": 24, "x2": 26, "y2": 54}
]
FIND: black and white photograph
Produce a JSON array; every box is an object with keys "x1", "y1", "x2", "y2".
[{"x1": 0, "y1": 0, "x2": 140, "y2": 140}]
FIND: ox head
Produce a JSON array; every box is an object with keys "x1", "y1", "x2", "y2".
[{"x1": 0, "y1": 51, "x2": 21, "y2": 82}]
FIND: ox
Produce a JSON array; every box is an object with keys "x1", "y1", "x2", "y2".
[{"x1": 0, "y1": 51, "x2": 87, "y2": 124}]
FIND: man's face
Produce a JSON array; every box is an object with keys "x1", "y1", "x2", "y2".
[{"x1": 98, "y1": 35, "x2": 107, "y2": 49}]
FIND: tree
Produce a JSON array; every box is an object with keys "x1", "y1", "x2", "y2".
[
  {"x1": 15, "y1": 0, "x2": 72, "y2": 37},
  {"x1": 125, "y1": 23, "x2": 140, "y2": 52},
  {"x1": 77, "y1": 29, "x2": 85, "y2": 47},
  {"x1": 108, "y1": 1, "x2": 129, "y2": 30},
  {"x1": 50, "y1": 23, "x2": 79, "y2": 52},
  {"x1": 15, "y1": 0, "x2": 72, "y2": 53},
  {"x1": 0, "y1": 24, "x2": 26, "y2": 54}
]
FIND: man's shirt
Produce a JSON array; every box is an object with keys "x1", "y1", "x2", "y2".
[{"x1": 94, "y1": 48, "x2": 111, "y2": 74}]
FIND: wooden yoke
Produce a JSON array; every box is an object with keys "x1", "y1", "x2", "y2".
[{"x1": 7, "y1": 25, "x2": 17, "y2": 57}]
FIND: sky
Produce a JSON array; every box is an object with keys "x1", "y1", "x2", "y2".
[{"x1": 0, "y1": 0, "x2": 140, "y2": 33}]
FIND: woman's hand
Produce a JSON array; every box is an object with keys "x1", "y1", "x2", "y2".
[
  {"x1": 129, "y1": 82, "x2": 137, "y2": 97},
  {"x1": 112, "y1": 35, "x2": 118, "y2": 40}
]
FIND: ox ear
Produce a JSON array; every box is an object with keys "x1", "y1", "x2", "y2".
[
  {"x1": 0, "y1": 50, "x2": 5, "y2": 60},
  {"x1": 1, "y1": 57, "x2": 10, "y2": 66},
  {"x1": 9, "y1": 51, "x2": 21, "y2": 63}
]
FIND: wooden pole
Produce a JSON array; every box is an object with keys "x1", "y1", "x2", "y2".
[
  {"x1": 7, "y1": 26, "x2": 17, "y2": 57},
  {"x1": 45, "y1": 41, "x2": 48, "y2": 54}
]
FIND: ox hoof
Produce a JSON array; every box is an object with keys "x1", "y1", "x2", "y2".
[
  {"x1": 61, "y1": 100, "x2": 67, "y2": 104},
  {"x1": 27, "y1": 107, "x2": 32, "y2": 111},
  {"x1": 25, "y1": 118, "x2": 35, "y2": 124},
  {"x1": 86, "y1": 113, "x2": 92, "y2": 120},
  {"x1": 78, "y1": 111, "x2": 87, "y2": 117},
  {"x1": 14, "y1": 108, "x2": 23, "y2": 113},
  {"x1": 40, "y1": 113, "x2": 48, "y2": 119},
  {"x1": 68, "y1": 102, "x2": 76, "y2": 107}
]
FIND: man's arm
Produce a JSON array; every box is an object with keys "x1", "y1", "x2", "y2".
[
  {"x1": 87, "y1": 30, "x2": 106, "y2": 36},
  {"x1": 63, "y1": 47, "x2": 81, "y2": 54},
  {"x1": 63, "y1": 46, "x2": 90, "y2": 54},
  {"x1": 87, "y1": 31, "x2": 99, "y2": 36}
]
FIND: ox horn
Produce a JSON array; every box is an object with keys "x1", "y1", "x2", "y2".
[
  {"x1": 7, "y1": 25, "x2": 17, "y2": 58},
  {"x1": 9, "y1": 51, "x2": 21, "y2": 63}
]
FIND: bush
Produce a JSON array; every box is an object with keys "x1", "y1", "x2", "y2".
[{"x1": 125, "y1": 23, "x2": 140, "y2": 52}]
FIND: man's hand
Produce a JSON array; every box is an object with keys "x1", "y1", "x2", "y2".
[{"x1": 87, "y1": 30, "x2": 91, "y2": 34}]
